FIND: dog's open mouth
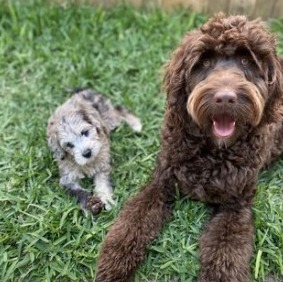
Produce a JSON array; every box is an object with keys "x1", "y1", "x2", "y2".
[{"x1": 212, "y1": 113, "x2": 235, "y2": 138}]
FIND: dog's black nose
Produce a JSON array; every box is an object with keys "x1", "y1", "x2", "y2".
[
  {"x1": 214, "y1": 90, "x2": 237, "y2": 105},
  {"x1": 82, "y1": 149, "x2": 92, "y2": 158}
]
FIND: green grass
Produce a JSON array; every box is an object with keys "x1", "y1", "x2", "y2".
[{"x1": 0, "y1": 1, "x2": 282, "y2": 281}]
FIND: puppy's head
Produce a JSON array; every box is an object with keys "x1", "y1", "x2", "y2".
[
  {"x1": 165, "y1": 14, "x2": 283, "y2": 147},
  {"x1": 47, "y1": 103, "x2": 108, "y2": 166}
]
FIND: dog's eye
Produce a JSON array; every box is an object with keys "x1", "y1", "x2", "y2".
[
  {"x1": 202, "y1": 59, "x2": 211, "y2": 68},
  {"x1": 81, "y1": 130, "x2": 89, "y2": 137},
  {"x1": 241, "y1": 57, "x2": 249, "y2": 66},
  {"x1": 66, "y1": 142, "x2": 74, "y2": 148}
]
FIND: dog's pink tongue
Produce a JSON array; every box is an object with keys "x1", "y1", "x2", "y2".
[{"x1": 213, "y1": 114, "x2": 235, "y2": 137}]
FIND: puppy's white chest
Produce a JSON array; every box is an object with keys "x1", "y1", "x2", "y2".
[{"x1": 59, "y1": 160, "x2": 96, "y2": 181}]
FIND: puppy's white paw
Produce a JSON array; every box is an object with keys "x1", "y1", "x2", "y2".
[{"x1": 99, "y1": 194, "x2": 116, "y2": 211}]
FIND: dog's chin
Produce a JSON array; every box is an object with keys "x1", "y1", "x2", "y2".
[
  {"x1": 210, "y1": 125, "x2": 242, "y2": 148},
  {"x1": 75, "y1": 158, "x2": 89, "y2": 166},
  {"x1": 209, "y1": 113, "x2": 236, "y2": 148},
  {"x1": 212, "y1": 134, "x2": 234, "y2": 148},
  {"x1": 75, "y1": 156, "x2": 95, "y2": 166}
]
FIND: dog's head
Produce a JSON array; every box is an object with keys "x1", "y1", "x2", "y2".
[
  {"x1": 165, "y1": 14, "x2": 283, "y2": 147},
  {"x1": 47, "y1": 102, "x2": 108, "y2": 166}
]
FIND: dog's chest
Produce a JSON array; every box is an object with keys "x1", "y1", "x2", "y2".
[
  {"x1": 59, "y1": 161, "x2": 96, "y2": 180},
  {"x1": 174, "y1": 148, "x2": 258, "y2": 203},
  {"x1": 79, "y1": 166, "x2": 96, "y2": 178}
]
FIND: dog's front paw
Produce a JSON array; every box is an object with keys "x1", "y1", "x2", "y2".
[
  {"x1": 85, "y1": 196, "x2": 104, "y2": 216},
  {"x1": 99, "y1": 194, "x2": 116, "y2": 211}
]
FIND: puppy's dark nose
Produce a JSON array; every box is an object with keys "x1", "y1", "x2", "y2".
[
  {"x1": 82, "y1": 149, "x2": 92, "y2": 158},
  {"x1": 214, "y1": 90, "x2": 237, "y2": 105}
]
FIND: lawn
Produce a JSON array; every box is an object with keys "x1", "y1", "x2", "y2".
[{"x1": 0, "y1": 1, "x2": 282, "y2": 281}]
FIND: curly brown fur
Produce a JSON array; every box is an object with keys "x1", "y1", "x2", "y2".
[{"x1": 95, "y1": 15, "x2": 283, "y2": 281}]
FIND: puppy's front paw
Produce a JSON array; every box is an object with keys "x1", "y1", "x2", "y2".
[
  {"x1": 99, "y1": 194, "x2": 116, "y2": 211},
  {"x1": 85, "y1": 196, "x2": 104, "y2": 216}
]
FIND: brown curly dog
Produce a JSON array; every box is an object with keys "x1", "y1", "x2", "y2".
[{"x1": 95, "y1": 15, "x2": 283, "y2": 282}]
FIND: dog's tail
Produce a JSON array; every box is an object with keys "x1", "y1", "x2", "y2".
[{"x1": 114, "y1": 105, "x2": 142, "y2": 133}]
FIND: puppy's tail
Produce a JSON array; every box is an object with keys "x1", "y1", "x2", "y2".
[
  {"x1": 73, "y1": 88, "x2": 142, "y2": 132},
  {"x1": 115, "y1": 105, "x2": 142, "y2": 133}
]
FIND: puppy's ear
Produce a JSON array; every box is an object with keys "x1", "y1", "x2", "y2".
[
  {"x1": 79, "y1": 105, "x2": 110, "y2": 135},
  {"x1": 47, "y1": 117, "x2": 65, "y2": 160}
]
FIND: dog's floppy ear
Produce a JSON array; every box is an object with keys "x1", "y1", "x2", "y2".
[
  {"x1": 164, "y1": 30, "x2": 203, "y2": 128},
  {"x1": 262, "y1": 55, "x2": 283, "y2": 124},
  {"x1": 47, "y1": 116, "x2": 65, "y2": 160},
  {"x1": 164, "y1": 30, "x2": 203, "y2": 103}
]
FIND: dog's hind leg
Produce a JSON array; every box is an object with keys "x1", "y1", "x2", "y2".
[
  {"x1": 199, "y1": 205, "x2": 254, "y2": 282},
  {"x1": 95, "y1": 168, "x2": 175, "y2": 282}
]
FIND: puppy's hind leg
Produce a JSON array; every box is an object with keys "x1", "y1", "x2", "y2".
[
  {"x1": 115, "y1": 105, "x2": 142, "y2": 133},
  {"x1": 199, "y1": 205, "x2": 254, "y2": 282}
]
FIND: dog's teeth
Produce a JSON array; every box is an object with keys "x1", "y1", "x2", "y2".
[{"x1": 233, "y1": 122, "x2": 236, "y2": 126}]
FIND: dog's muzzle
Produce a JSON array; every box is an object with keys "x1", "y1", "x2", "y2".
[{"x1": 212, "y1": 90, "x2": 237, "y2": 138}]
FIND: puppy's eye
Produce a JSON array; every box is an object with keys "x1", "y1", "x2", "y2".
[
  {"x1": 202, "y1": 59, "x2": 211, "y2": 68},
  {"x1": 81, "y1": 130, "x2": 89, "y2": 137},
  {"x1": 66, "y1": 142, "x2": 74, "y2": 148},
  {"x1": 241, "y1": 57, "x2": 249, "y2": 66}
]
